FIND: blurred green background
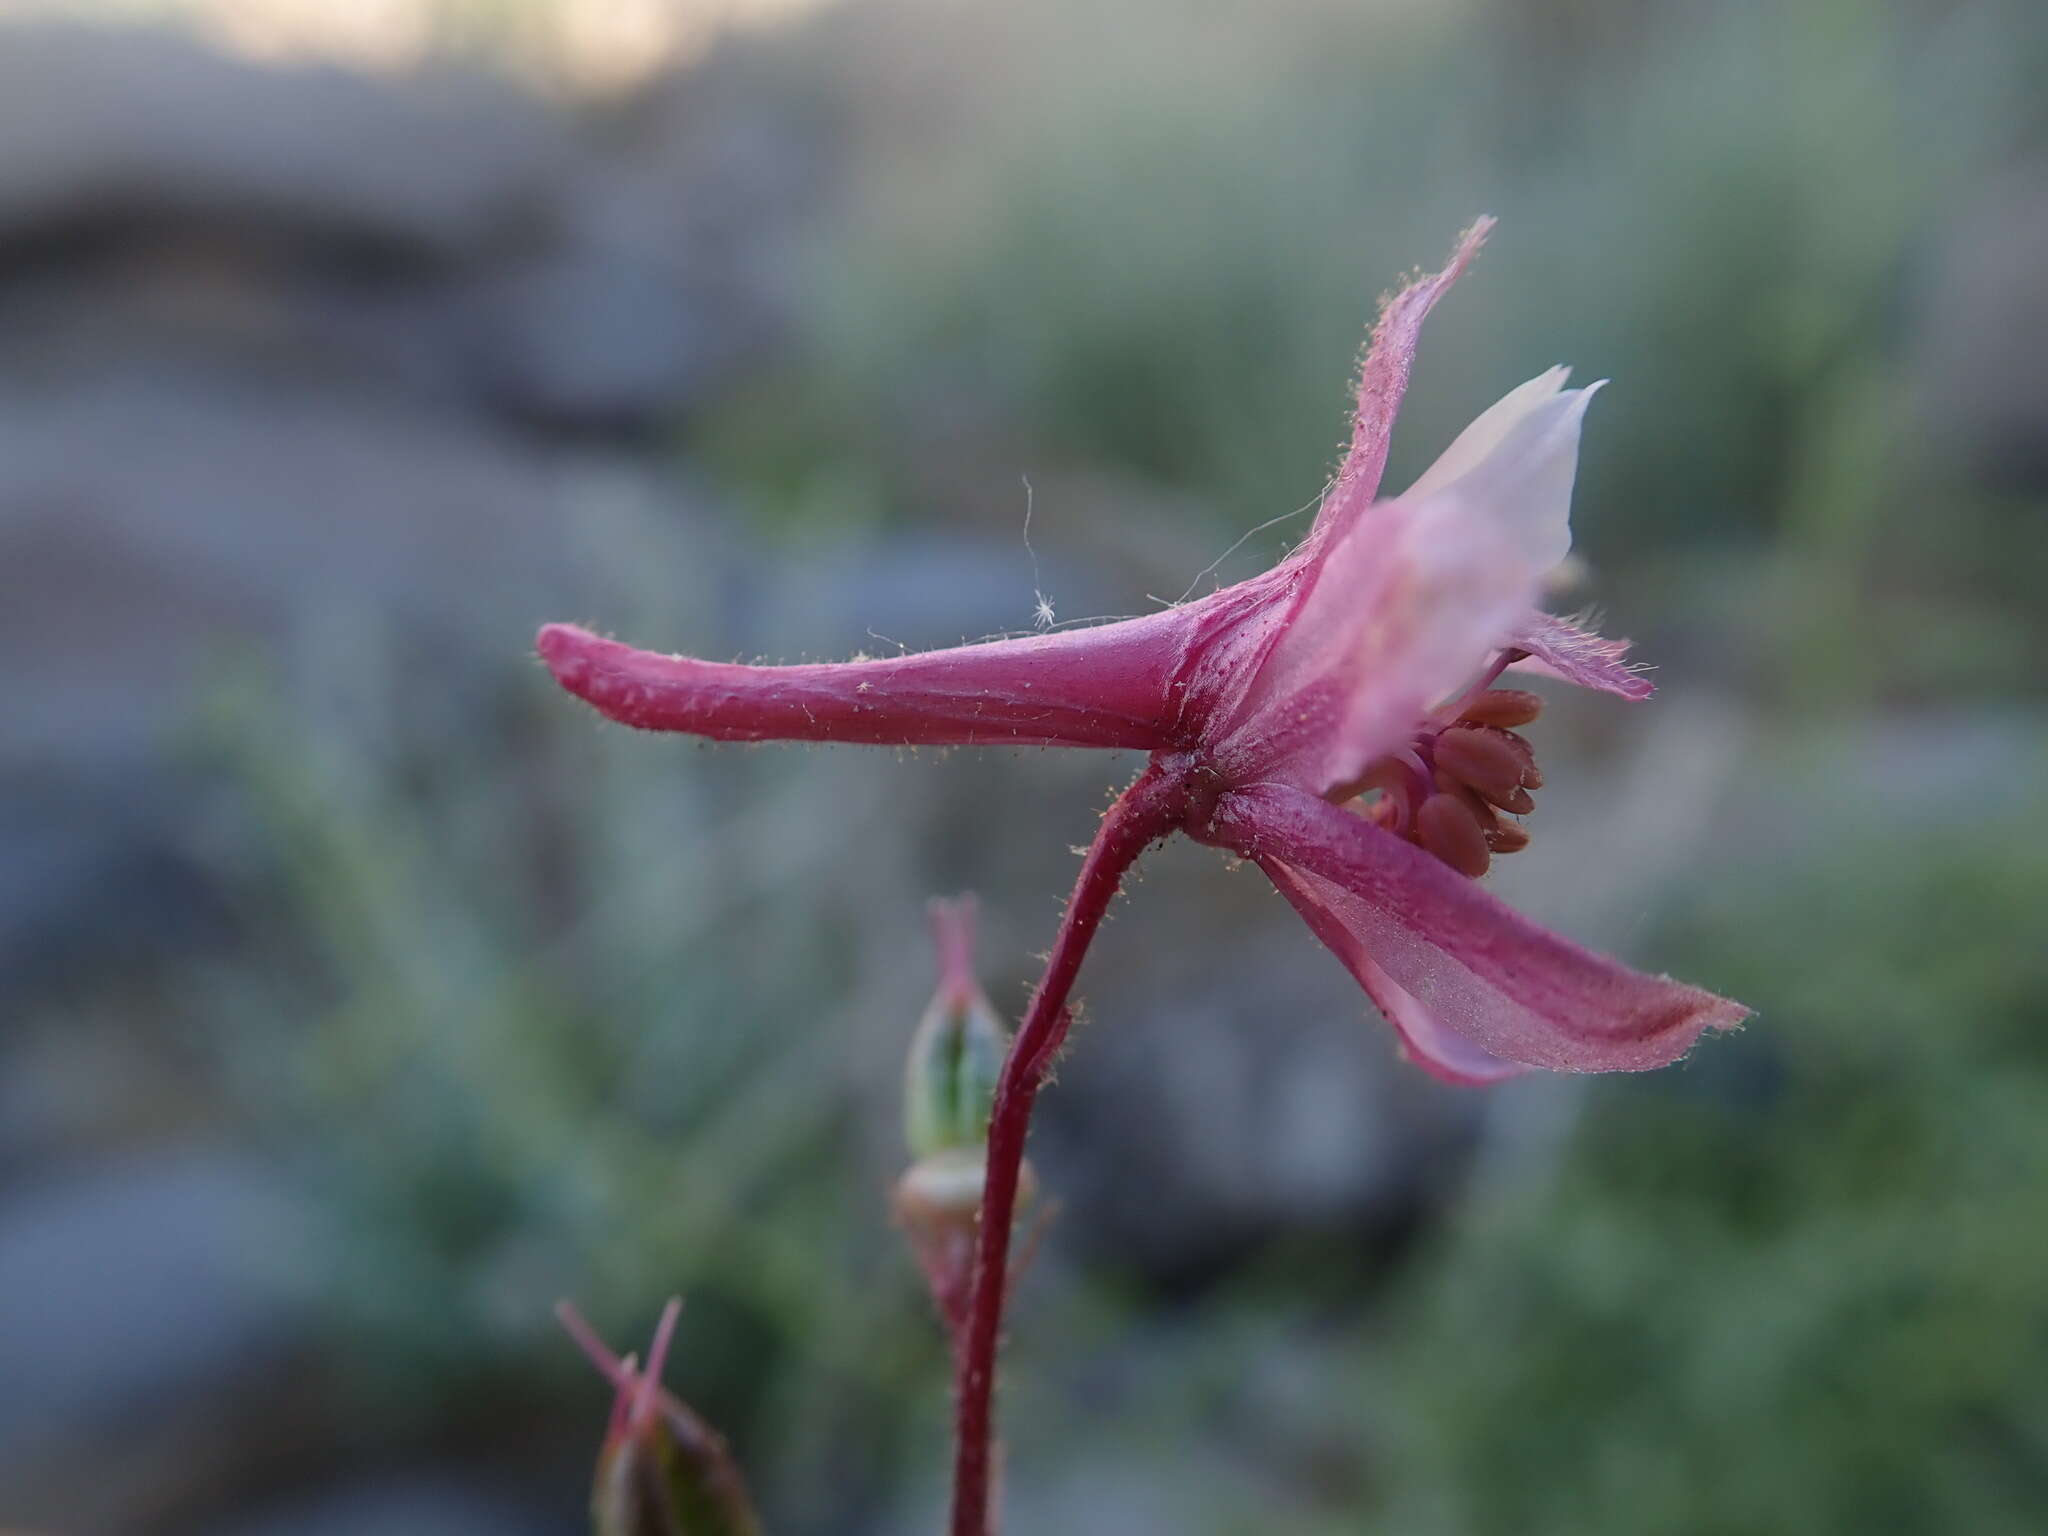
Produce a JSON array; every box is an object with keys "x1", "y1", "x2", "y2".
[{"x1": 2, "y1": 0, "x2": 2045, "y2": 1532}]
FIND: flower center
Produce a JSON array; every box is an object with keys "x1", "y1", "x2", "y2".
[{"x1": 1349, "y1": 662, "x2": 1545, "y2": 880}]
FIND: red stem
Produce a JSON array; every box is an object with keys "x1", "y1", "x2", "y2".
[{"x1": 948, "y1": 760, "x2": 1186, "y2": 1536}]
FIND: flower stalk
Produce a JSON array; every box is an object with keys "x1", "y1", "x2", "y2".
[{"x1": 948, "y1": 763, "x2": 1183, "y2": 1536}]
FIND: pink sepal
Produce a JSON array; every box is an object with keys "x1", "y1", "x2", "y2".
[
  {"x1": 1508, "y1": 610, "x2": 1654, "y2": 701},
  {"x1": 1207, "y1": 784, "x2": 1747, "y2": 1075}
]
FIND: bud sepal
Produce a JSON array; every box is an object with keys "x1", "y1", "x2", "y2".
[{"x1": 557, "y1": 1298, "x2": 764, "y2": 1536}]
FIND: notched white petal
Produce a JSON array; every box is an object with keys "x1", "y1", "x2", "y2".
[
  {"x1": 1216, "y1": 373, "x2": 1606, "y2": 797},
  {"x1": 1405, "y1": 365, "x2": 1573, "y2": 501},
  {"x1": 1418, "y1": 379, "x2": 1603, "y2": 573}
]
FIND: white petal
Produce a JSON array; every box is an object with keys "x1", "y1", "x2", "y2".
[
  {"x1": 1211, "y1": 375, "x2": 1604, "y2": 797},
  {"x1": 1415, "y1": 378, "x2": 1602, "y2": 572},
  {"x1": 1404, "y1": 365, "x2": 1573, "y2": 500}
]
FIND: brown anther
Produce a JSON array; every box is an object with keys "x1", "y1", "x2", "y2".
[
  {"x1": 1483, "y1": 725, "x2": 1541, "y2": 785},
  {"x1": 1416, "y1": 792, "x2": 1491, "y2": 879},
  {"x1": 1434, "y1": 726, "x2": 1534, "y2": 805},
  {"x1": 1485, "y1": 818, "x2": 1531, "y2": 854},
  {"x1": 1431, "y1": 770, "x2": 1501, "y2": 836},
  {"x1": 1457, "y1": 688, "x2": 1544, "y2": 729},
  {"x1": 1489, "y1": 784, "x2": 1537, "y2": 816}
]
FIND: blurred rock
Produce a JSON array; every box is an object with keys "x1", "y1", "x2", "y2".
[
  {"x1": 474, "y1": 46, "x2": 826, "y2": 429},
  {"x1": 0, "y1": 374, "x2": 580, "y2": 760},
  {"x1": 0, "y1": 24, "x2": 570, "y2": 261},
  {"x1": 0, "y1": 1148, "x2": 310, "y2": 1441},
  {"x1": 0, "y1": 1009, "x2": 205, "y2": 1176},
  {"x1": 471, "y1": 248, "x2": 720, "y2": 432},
  {"x1": 0, "y1": 767, "x2": 217, "y2": 998},
  {"x1": 0, "y1": 1147, "x2": 315, "y2": 1525},
  {"x1": 0, "y1": 19, "x2": 829, "y2": 985},
  {"x1": 0, "y1": 22, "x2": 818, "y2": 428},
  {"x1": 0, "y1": 366, "x2": 602, "y2": 988}
]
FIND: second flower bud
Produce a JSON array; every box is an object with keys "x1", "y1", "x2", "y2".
[{"x1": 902, "y1": 897, "x2": 1011, "y2": 1160}]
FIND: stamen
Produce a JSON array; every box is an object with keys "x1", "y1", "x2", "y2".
[
  {"x1": 1485, "y1": 784, "x2": 1537, "y2": 816},
  {"x1": 1456, "y1": 688, "x2": 1544, "y2": 729},
  {"x1": 1486, "y1": 818, "x2": 1531, "y2": 854},
  {"x1": 1417, "y1": 792, "x2": 1491, "y2": 878},
  {"x1": 1431, "y1": 772, "x2": 1501, "y2": 837},
  {"x1": 1433, "y1": 727, "x2": 1532, "y2": 806},
  {"x1": 1360, "y1": 682, "x2": 1548, "y2": 877},
  {"x1": 1359, "y1": 750, "x2": 1434, "y2": 837},
  {"x1": 1478, "y1": 725, "x2": 1543, "y2": 789}
]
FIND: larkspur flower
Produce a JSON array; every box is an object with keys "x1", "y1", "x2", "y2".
[
  {"x1": 544, "y1": 221, "x2": 1752, "y2": 1536},
  {"x1": 538, "y1": 217, "x2": 1747, "y2": 1083}
]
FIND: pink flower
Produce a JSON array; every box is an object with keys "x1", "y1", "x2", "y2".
[{"x1": 538, "y1": 219, "x2": 1746, "y2": 1083}]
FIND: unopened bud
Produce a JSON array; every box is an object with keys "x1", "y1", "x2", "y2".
[
  {"x1": 557, "y1": 1299, "x2": 764, "y2": 1536},
  {"x1": 892, "y1": 1147, "x2": 1040, "y2": 1242},
  {"x1": 892, "y1": 1147, "x2": 1040, "y2": 1340},
  {"x1": 903, "y1": 897, "x2": 1012, "y2": 1160}
]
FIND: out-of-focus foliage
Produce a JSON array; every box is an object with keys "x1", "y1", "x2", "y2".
[
  {"x1": 1373, "y1": 770, "x2": 2048, "y2": 1535},
  {"x1": 185, "y1": 502, "x2": 952, "y2": 1525},
  {"x1": 771, "y1": 0, "x2": 2046, "y2": 709}
]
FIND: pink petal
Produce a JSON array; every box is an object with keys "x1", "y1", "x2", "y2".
[
  {"x1": 1211, "y1": 413, "x2": 1589, "y2": 793},
  {"x1": 1211, "y1": 377, "x2": 1601, "y2": 795},
  {"x1": 1508, "y1": 610, "x2": 1655, "y2": 700},
  {"x1": 1309, "y1": 217, "x2": 1494, "y2": 544},
  {"x1": 1202, "y1": 494, "x2": 1483, "y2": 792},
  {"x1": 537, "y1": 610, "x2": 1197, "y2": 749},
  {"x1": 1206, "y1": 784, "x2": 1747, "y2": 1075},
  {"x1": 1263, "y1": 859, "x2": 1528, "y2": 1085}
]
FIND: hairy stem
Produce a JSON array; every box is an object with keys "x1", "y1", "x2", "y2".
[{"x1": 948, "y1": 760, "x2": 1186, "y2": 1536}]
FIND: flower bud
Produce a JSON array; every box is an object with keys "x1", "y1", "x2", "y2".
[
  {"x1": 892, "y1": 1147, "x2": 1041, "y2": 1341},
  {"x1": 892, "y1": 1147, "x2": 1040, "y2": 1243},
  {"x1": 903, "y1": 897, "x2": 1013, "y2": 1160},
  {"x1": 557, "y1": 1299, "x2": 763, "y2": 1536}
]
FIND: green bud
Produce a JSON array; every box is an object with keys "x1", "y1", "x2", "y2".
[
  {"x1": 904, "y1": 897, "x2": 1013, "y2": 1159},
  {"x1": 559, "y1": 1300, "x2": 764, "y2": 1536}
]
